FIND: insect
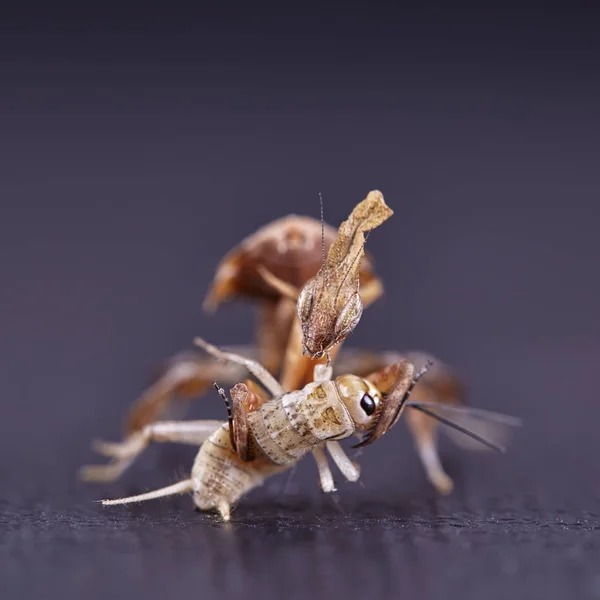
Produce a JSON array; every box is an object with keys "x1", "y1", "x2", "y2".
[
  {"x1": 82, "y1": 337, "x2": 520, "y2": 521},
  {"x1": 110, "y1": 191, "x2": 389, "y2": 437},
  {"x1": 295, "y1": 189, "x2": 392, "y2": 361},
  {"x1": 254, "y1": 190, "x2": 392, "y2": 366},
  {"x1": 80, "y1": 190, "x2": 520, "y2": 500}
]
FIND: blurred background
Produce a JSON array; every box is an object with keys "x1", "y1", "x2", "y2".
[{"x1": 1, "y1": 2, "x2": 599, "y2": 599}]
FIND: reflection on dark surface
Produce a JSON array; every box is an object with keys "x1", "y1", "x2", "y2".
[{"x1": 2, "y1": 493, "x2": 598, "y2": 600}]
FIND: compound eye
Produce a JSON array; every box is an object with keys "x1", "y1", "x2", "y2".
[
  {"x1": 297, "y1": 280, "x2": 315, "y2": 323},
  {"x1": 360, "y1": 393, "x2": 376, "y2": 416},
  {"x1": 333, "y1": 292, "x2": 363, "y2": 339}
]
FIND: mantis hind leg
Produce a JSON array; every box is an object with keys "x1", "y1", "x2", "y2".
[{"x1": 405, "y1": 404, "x2": 454, "y2": 495}]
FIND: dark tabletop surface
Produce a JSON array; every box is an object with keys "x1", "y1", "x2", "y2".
[{"x1": 1, "y1": 4, "x2": 600, "y2": 599}]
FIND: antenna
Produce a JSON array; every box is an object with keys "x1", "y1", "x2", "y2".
[{"x1": 318, "y1": 192, "x2": 326, "y2": 269}]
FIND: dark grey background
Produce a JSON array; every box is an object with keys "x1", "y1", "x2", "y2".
[{"x1": 1, "y1": 3, "x2": 599, "y2": 599}]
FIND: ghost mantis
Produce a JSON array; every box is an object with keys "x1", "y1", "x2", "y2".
[{"x1": 81, "y1": 190, "x2": 520, "y2": 502}]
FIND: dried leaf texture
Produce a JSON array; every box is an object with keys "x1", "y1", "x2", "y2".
[{"x1": 298, "y1": 190, "x2": 393, "y2": 357}]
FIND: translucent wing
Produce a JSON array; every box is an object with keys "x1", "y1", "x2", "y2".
[{"x1": 406, "y1": 401, "x2": 522, "y2": 453}]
